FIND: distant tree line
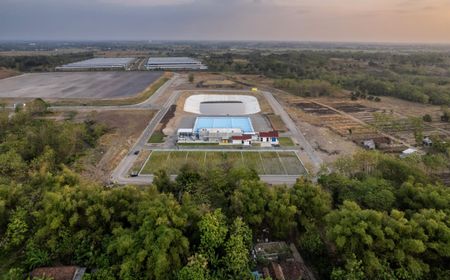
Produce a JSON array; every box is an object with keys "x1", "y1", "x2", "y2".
[
  {"x1": 205, "y1": 51, "x2": 450, "y2": 105},
  {"x1": 0, "y1": 52, "x2": 93, "y2": 72}
]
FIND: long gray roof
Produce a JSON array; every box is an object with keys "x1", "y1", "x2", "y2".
[
  {"x1": 59, "y1": 58, "x2": 135, "y2": 68},
  {"x1": 146, "y1": 57, "x2": 201, "y2": 65}
]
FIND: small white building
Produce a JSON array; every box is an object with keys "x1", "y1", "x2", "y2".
[
  {"x1": 199, "y1": 128, "x2": 244, "y2": 143},
  {"x1": 231, "y1": 135, "x2": 253, "y2": 145},
  {"x1": 259, "y1": 131, "x2": 280, "y2": 145},
  {"x1": 177, "y1": 128, "x2": 194, "y2": 142},
  {"x1": 176, "y1": 127, "x2": 280, "y2": 147}
]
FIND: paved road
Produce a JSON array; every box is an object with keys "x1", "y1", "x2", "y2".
[
  {"x1": 261, "y1": 90, "x2": 323, "y2": 168},
  {"x1": 115, "y1": 174, "x2": 301, "y2": 186},
  {"x1": 110, "y1": 75, "x2": 182, "y2": 184}
]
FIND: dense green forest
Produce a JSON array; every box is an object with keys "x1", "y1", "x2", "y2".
[
  {"x1": 0, "y1": 110, "x2": 449, "y2": 279},
  {"x1": 205, "y1": 51, "x2": 450, "y2": 105},
  {"x1": 0, "y1": 52, "x2": 93, "y2": 72}
]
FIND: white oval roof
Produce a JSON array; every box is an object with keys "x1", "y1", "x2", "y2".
[{"x1": 184, "y1": 94, "x2": 261, "y2": 115}]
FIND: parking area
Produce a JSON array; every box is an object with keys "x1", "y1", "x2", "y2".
[{"x1": 0, "y1": 71, "x2": 163, "y2": 99}]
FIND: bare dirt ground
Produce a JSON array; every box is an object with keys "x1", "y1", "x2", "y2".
[
  {"x1": 0, "y1": 68, "x2": 19, "y2": 80},
  {"x1": 314, "y1": 96, "x2": 450, "y2": 145},
  {"x1": 280, "y1": 100, "x2": 361, "y2": 164},
  {"x1": 231, "y1": 74, "x2": 447, "y2": 162},
  {"x1": 0, "y1": 72, "x2": 163, "y2": 99},
  {"x1": 73, "y1": 110, "x2": 156, "y2": 183}
]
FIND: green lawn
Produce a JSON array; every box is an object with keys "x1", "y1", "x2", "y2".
[
  {"x1": 261, "y1": 152, "x2": 286, "y2": 174},
  {"x1": 148, "y1": 131, "x2": 165, "y2": 143},
  {"x1": 242, "y1": 152, "x2": 265, "y2": 174},
  {"x1": 278, "y1": 137, "x2": 295, "y2": 147},
  {"x1": 278, "y1": 152, "x2": 306, "y2": 175},
  {"x1": 140, "y1": 151, "x2": 306, "y2": 176}
]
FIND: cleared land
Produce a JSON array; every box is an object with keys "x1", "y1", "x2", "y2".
[
  {"x1": 0, "y1": 72, "x2": 162, "y2": 99},
  {"x1": 0, "y1": 68, "x2": 19, "y2": 80},
  {"x1": 74, "y1": 110, "x2": 156, "y2": 182},
  {"x1": 140, "y1": 150, "x2": 306, "y2": 175}
]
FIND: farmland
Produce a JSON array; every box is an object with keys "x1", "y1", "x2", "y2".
[{"x1": 140, "y1": 150, "x2": 306, "y2": 175}]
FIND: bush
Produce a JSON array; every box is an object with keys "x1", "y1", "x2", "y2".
[{"x1": 423, "y1": 114, "x2": 432, "y2": 122}]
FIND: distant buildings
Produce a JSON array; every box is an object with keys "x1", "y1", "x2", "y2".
[
  {"x1": 145, "y1": 57, "x2": 207, "y2": 70},
  {"x1": 56, "y1": 56, "x2": 207, "y2": 71},
  {"x1": 56, "y1": 58, "x2": 135, "y2": 71}
]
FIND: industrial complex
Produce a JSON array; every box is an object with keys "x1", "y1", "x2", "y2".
[
  {"x1": 56, "y1": 57, "x2": 135, "y2": 71},
  {"x1": 177, "y1": 116, "x2": 279, "y2": 146},
  {"x1": 177, "y1": 94, "x2": 279, "y2": 146},
  {"x1": 145, "y1": 57, "x2": 207, "y2": 70},
  {"x1": 56, "y1": 56, "x2": 207, "y2": 71}
]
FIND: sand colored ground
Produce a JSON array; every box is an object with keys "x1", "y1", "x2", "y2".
[
  {"x1": 0, "y1": 68, "x2": 19, "y2": 80},
  {"x1": 73, "y1": 110, "x2": 156, "y2": 183}
]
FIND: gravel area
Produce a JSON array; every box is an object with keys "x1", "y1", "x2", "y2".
[{"x1": 0, "y1": 71, "x2": 162, "y2": 99}]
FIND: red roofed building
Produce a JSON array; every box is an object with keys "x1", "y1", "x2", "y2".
[
  {"x1": 231, "y1": 134, "x2": 253, "y2": 145},
  {"x1": 259, "y1": 131, "x2": 279, "y2": 145}
]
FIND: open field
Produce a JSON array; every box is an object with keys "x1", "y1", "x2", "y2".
[
  {"x1": 267, "y1": 114, "x2": 287, "y2": 131},
  {"x1": 140, "y1": 150, "x2": 306, "y2": 175},
  {"x1": 316, "y1": 98, "x2": 450, "y2": 145},
  {"x1": 0, "y1": 71, "x2": 163, "y2": 99},
  {"x1": 278, "y1": 137, "x2": 295, "y2": 147},
  {"x1": 283, "y1": 98, "x2": 408, "y2": 152}
]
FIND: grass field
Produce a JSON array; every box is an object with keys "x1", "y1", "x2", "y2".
[
  {"x1": 267, "y1": 114, "x2": 287, "y2": 132},
  {"x1": 140, "y1": 150, "x2": 306, "y2": 175},
  {"x1": 278, "y1": 137, "x2": 295, "y2": 147},
  {"x1": 148, "y1": 131, "x2": 165, "y2": 143}
]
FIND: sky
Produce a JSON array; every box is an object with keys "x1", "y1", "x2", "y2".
[{"x1": 1, "y1": 0, "x2": 450, "y2": 43}]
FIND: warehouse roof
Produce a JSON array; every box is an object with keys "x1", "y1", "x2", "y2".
[
  {"x1": 147, "y1": 57, "x2": 201, "y2": 65},
  {"x1": 58, "y1": 58, "x2": 135, "y2": 69}
]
